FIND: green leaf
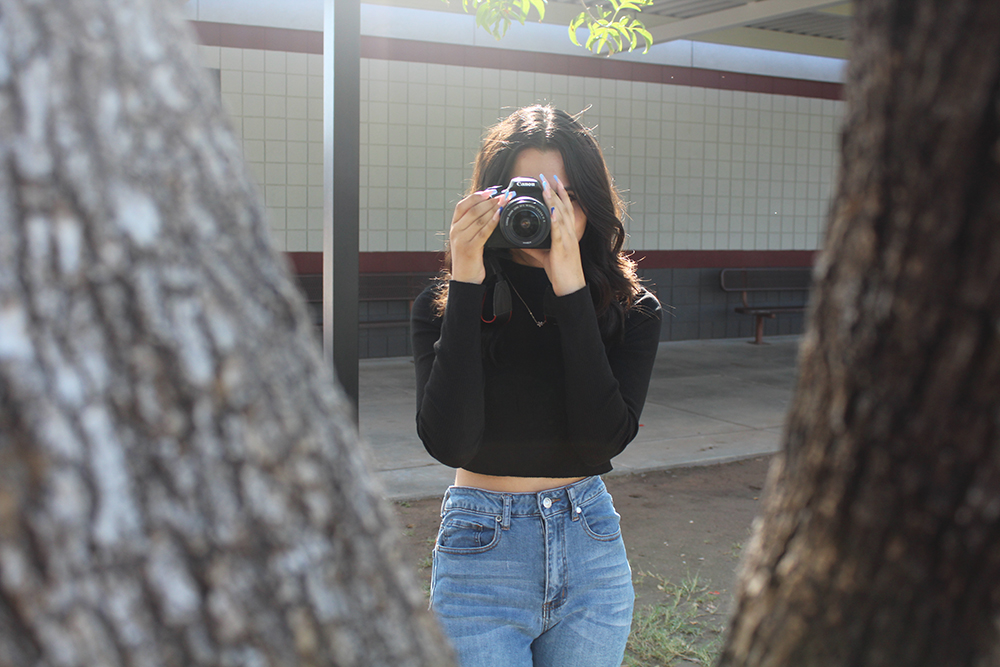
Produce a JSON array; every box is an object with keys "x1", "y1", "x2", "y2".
[
  {"x1": 475, "y1": 3, "x2": 492, "y2": 29},
  {"x1": 611, "y1": 27, "x2": 623, "y2": 51},
  {"x1": 458, "y1": 0, "x2": 649, "y2": 56},
  {"x1": 568, "y1": 12, "x2": 586, "y2": 46},
  {"x1": 524, "y1": 3, "x2": 534, "y2": 23},
  {"x1": 529, "y1": 0, "x2": 546, "y2": 21},
  {"x1": 635, "y1": 25, "x2": 652, "y2": 53},
  {"x1": 476, "y1": 2, "x2": 511, "y2": 39}
]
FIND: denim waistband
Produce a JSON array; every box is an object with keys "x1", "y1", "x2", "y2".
[{"x1": 441, "y1": 475, "x2": 608, "y2": 527}]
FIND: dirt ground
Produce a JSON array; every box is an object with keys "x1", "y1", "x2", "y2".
[{"x1": 393, "y1": 455, "x2": 773, "y2": 617}]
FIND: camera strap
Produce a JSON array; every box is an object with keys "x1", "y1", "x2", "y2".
[{"x1": 481, "y1": 255, "x2": 512, "y2": 323}]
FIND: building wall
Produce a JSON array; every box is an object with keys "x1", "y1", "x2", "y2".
[
  {"x1": 358, "y1": 57, "x2": 841, "y2": 256},
  {"x1": 195, "y1": 43, "x2": 326, "y2": 253},
  {"x1": 194, "y1": 22, "x2": 844, "y2": 356}
]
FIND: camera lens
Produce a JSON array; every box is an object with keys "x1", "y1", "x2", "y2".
[
  {"x1": 510, "y1": 210, "x2": 541, "y2": 239},
  {"x1": 495, "y1": 191, "x2": 550, "y2": 248}
]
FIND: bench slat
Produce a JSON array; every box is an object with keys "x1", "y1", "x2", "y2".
[
  {"x1": 359, "y1": 272, "x2": 438, "y2": 300},
  {"x1": 735, "y1": 306, "x2": 805, "y2": 315},
  {"x1": 720, "y1": 268, "x2": 811, "y2": 344},
  {"x1": 294, "y1": 272, "x2": 439, "y2": 337}
]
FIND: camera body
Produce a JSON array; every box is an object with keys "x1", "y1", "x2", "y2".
[{"x1": 485, "y1": 177, "x2": 551, "y2": 249}]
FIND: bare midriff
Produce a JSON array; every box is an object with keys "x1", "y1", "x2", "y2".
[{"x1": 455, "y1": 468, "x2": 585, "y2": 494}]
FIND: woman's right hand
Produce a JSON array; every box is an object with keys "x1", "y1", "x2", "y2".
[{"x1": 448, "y1": 189, "x2": 509, "y2": 284}]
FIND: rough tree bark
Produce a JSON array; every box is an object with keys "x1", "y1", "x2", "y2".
[
  {"x1": 719, "y1": 1, "x2": 1000, "y2": 666},
  {"x1": 0, "y1": 1, "x2": 455, "y2": 665}
]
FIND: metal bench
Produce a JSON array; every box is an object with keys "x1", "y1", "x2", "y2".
[
  {"x1": 719, "y1": 267, "x2": 812, "y2": 344},
  {"x1": 358, "y1": 272, "x2": 438, "y2": 329},
  {"x1": 295, "y1": 271, "x2": 438, "y2": 330}
]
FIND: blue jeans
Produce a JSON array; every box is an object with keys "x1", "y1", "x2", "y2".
[{"x1": 430, "y1": 476, "x2": 634, "y2": 667}]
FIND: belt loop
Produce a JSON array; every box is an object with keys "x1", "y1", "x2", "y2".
[
  {"x1": 501, "y1": 494, "x2": 512, "y2": 530},
  {"x1": 566, "y1": 484, "x2": 581, "y2": 521},
  {"x1": 439, "y1": 488, "x2": 451, "y2": 517}
]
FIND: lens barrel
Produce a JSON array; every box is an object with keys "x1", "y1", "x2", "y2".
[{"x1": 497, "y1": 196, "x2": 550, "y2": 247}]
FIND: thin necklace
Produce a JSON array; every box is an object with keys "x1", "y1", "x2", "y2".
[{"x1": 507, "y1": 279, "x2": 546, "y2": 327}]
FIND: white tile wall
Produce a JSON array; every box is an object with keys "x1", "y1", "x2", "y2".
[{"x1": 201, "y1": 43, "x2": 843, "y2": 253}]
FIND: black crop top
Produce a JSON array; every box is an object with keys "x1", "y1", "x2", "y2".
[{"x1": 412, "y1": 258, "x2": 662, "y2": 478}]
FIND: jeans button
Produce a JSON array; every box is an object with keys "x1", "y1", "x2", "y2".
[{"x1": 542, "y1": 497, "x2": 553, "y2": 509}]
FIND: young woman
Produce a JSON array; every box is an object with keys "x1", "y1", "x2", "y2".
[{"x1": 411, "y1": 105, "x2": 661, "y2": 667}]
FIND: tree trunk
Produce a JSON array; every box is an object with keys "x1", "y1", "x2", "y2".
[
  {"x1": 719, "y1": 0, "x2": 1000, "y2": 666},
  {"x1": 0, "y1": 1, "x2": 455, "y2": 665}
]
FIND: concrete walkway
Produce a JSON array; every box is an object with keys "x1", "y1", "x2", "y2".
[{"x1": 360, "y1": 335, "x2": 801, "y2": 501}]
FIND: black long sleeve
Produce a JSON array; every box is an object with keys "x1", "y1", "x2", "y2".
[
  {"x1": 412, "y1": 260, "x2": 661, "y2": 477},
  {"x1": 412, "y1": 280, "x2": 488, "y2": 468},
  {"x1": 546, "y1": 286, "x2": 661, "y2": 466}
]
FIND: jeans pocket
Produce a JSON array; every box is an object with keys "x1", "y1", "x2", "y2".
[
  {"x1": 436, "y1": 511, "x2": 502, "y2": 554},
  {"x1": 579, "y1": 497, "x2": 623, "y2": 542}
]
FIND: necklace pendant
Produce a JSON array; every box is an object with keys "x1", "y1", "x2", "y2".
[{"x1": 535, "y1": 320, "x2": 545, "y2": 328}]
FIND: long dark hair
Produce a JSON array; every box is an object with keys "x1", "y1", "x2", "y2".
[{"x1": 435, "y1": 105, "x2": 645, "y2": 343}]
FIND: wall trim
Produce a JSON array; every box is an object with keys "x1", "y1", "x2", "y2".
[
  {"x1": 285, "y1": 250, "x2": 817, "y2": 275},
  {"x1": 630, "y1": 249, "x2": 817, "y2": 269},
  {"x1": 190, "y1": 20, "x2": 843, "y2": 100}
]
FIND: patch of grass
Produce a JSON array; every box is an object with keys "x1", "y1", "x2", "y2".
[{"x1": 625, "y1": 572, "x2": 725, "y2": 667}]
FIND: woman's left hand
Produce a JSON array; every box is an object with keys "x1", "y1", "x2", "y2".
[{"x1": 537, "y1": 173, "x2": 586, "y2": 296}]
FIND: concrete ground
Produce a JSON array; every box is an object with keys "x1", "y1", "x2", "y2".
[{"x1": 359, "y1": 334, "x2": 802, "y2": 501}]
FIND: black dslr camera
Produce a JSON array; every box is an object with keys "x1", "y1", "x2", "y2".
[{"x1": 485, "y1": 177, "x2": 551, "y2": 249}]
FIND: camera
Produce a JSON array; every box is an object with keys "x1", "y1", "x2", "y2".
[{"x1": 485, "y1": 177, "x2": 551, "y2": 249}]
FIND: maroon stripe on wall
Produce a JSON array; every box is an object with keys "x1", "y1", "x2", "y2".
[
  {"x1": 359, "y1": 251, "x2": 445, "y2": 273},
  {"x1": 286, "y1": 251, "x2": 444, "y2": 274},
  {"x1": 362, "y1": 36, "x2": 842, "y2": 100},
  {"x1": 630, "y1": 250, "x2": 817, "y2": 269},
  {"x1": 285, "y1": 252, "x2": 324, "y2": 274},
  {"x1": 285, "y1": 250, "x2": 817, "y2": 275},
  {"x1": 190, "y1": 21, "x2": 844, "y2": 100}
]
